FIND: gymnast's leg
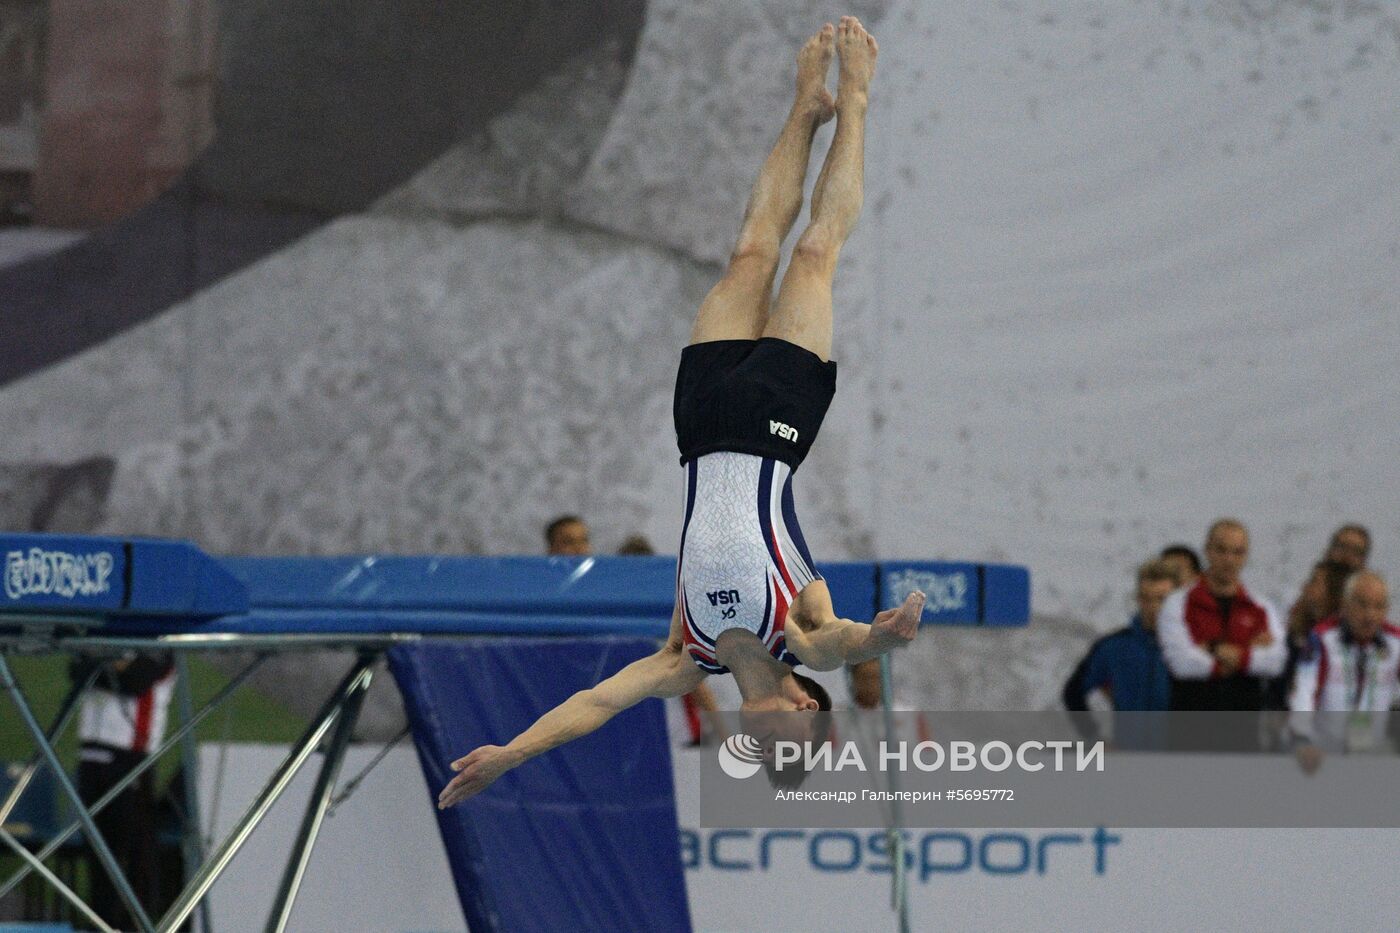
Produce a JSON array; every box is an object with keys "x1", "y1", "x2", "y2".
[
  {"x1": 762, "y1": 15, "x2": 876, "y2": 362},
  {"x1": 687, "y1": 24, "x2": 835, "y2": 345}
]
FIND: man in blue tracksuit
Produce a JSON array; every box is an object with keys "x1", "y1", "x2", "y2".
[{"x1": 1062, "y1": 559, "x2": 1177, "y2": 747}]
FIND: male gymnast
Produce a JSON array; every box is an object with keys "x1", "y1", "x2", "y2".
[{"x1": 439, "y1": 17, "x2": 924, "y2": 809}]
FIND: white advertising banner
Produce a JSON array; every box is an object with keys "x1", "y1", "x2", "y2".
[{"x1": 200, "y1": 741, "x2": 1400, "y2": 933}]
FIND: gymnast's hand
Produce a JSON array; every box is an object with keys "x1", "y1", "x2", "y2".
[
  {"x1": 438, "y1": 744, "x2": 515, "y2": 809},
  {"x1": 866, "y1": 590, "x2": 926, "y2": 654}
]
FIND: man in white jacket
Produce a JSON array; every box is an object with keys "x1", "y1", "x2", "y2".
[{"x1": 1288, "y1": 571, "x2": 1397, "y2": 772}]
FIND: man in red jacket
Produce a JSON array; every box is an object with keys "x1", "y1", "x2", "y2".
[{"x1": 1158, "y1": 518, "x2": 1285, "y2": 711}]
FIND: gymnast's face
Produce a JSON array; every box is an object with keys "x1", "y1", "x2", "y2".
[
  {"x1": 746, "y1": 710, "x2": 822, "y2": 759},
  {"x1": 742, "y1": 684, "x2": 822, "y2": 750}
]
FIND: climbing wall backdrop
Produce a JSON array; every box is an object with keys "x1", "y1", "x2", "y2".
[{"x1": 2, "y1": 0, "x2": 1398, "y2": 713}]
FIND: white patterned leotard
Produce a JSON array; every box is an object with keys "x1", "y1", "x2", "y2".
[{"x1": 677, "y1": 451, "x2": 822, "y2": 673}]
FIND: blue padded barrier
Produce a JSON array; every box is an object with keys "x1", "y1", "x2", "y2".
[
  {"x1": 879, "y1": 560, "x2": 1031, "y2": 627},
  {"x1": 982, "y1": 563, "x2": 1033, "y2": 627},
  {"x1": 881, "y1": 561, "x2": 982, "y2": 625},
  {"x1": 390, "y1": 637, "x2": 691, "y2": 933},
  {"x1": 223, "y1": 555, "x2": 677, "y2": 616},
  {"x1": 0, "y1": 533, "x2": 126, "y2": 613},
  {"x1": 820, "y1": 561, "x2": 878, "y2": 624},
  {"x1": 0, "y1": 533, "x2": 246, "y2": 617},
  {"x1": 1, "y1": 534, "x2": 1029, "y2": 633}
]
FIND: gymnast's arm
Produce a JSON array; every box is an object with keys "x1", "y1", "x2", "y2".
[
  {"x1": 784, "y1": 586, "x2": 927, "y2": 671},
  {"x1": 437, "y1": 617, "x2": 706, "y2": 808}
]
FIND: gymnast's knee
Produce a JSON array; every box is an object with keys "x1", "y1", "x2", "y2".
[
  {"x1": 728, "y1": 234, "x2": 781, "y2": 276},
  {"x1": 790, "y1": 226, "x2": 841, "y2": 270}
]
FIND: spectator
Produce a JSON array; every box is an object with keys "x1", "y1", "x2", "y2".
[
  {"x1": 1159, "y1": 544, "x2": 1202, "y2": 588},
  {"x1": 1286, "y1": 559, "x2": 1351, "y2": 646},
  {"x1": 70, "y1": 652, "x2": 176, "y2": 930},
  {"x1": 1158, "y1": 518, "x2": 1285, "y2": 711},
  {"x1": 848, "y1": 659, "x2": 883, "y2": 710},
  {"x1": 1322, "y1": 523, "x2": 1371, "y2": 572},
  {"x1": 1288, "y1": 571, "x2": 1397, "y2": 772},
  {"x1": 1268, "y1": 558, "x2": 1351, "y2": 710},
  {"x1": 1284, "y1": 525, "x2": 1370, "y2": 649},
  {"x1": 1062, "y1": 559, "x2": 1177, "y2": 744},
  {"x1": 617, "y1": 534, "x2": 655, "y2": 556},
  {"x1": 678, "y1": 679, "x2": 726, "y2": 747},
  {"x1": 544, "y1": 515, "x2": 592, "y2": 556}
]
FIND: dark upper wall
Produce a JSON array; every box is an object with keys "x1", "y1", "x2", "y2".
[{"x1": 0, "y1": 0, "x2": 645, "y2": 387}]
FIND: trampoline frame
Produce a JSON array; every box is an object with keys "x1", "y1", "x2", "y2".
[
  {"x1": 0, "y1": 536, "x2": 1026, "y2": 933},
  {"x1": 1, "y1": 626, "x2": 399, "y2": 933}
]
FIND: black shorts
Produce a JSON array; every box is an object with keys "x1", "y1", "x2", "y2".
[{"x1": 673, "y1": 337, "x2": 837, "y2": 470}]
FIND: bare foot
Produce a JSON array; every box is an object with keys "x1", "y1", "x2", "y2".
[
  {"x1": 835, "y1": 15, "x2": 878, "y2": 106},
  {"x1": 795, "y1": 23, "x2": 836, "y2": 124}
]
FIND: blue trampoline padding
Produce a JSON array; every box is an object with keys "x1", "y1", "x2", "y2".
[
  {"x1": 0, "y1": 533, "x2": 247, "y2": 617},
  {"x1": 982, "y1": 563, "x2": 1032, "y2": 627},
  {"x1": 389, "y1": 637, "x2": 692, "y2": 933},
  {"x1": 879, "y1": 560, "x2": 1031, "y2": 627},
  {"x1": 223, "y1": 555, "x2": 678, "y2": 615},
  {"x1": 224, "y1": 554, "x2": 876, "y2": 614},
  {"x1": 93, "y1": 608, "x2": 674, "y2": 639},
  {"x1": 820, "y1": 561, "x2": 877, "y2": 623},
  {"x1": 0, "y1": 533, "x2": 1028, "y2": 633}
]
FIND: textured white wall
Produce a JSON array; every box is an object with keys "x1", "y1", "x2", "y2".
[
  {"x1": 864, "y1": 0, "x2": 1400, "y2": 620},
  {"x1": 1, "y1": 1, "x2": 1397, "y2": 713}
]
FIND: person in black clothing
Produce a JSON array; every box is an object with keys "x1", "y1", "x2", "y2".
[
  {"x1": 70, "y1": 652, "x2": 176, "y2": 931},
  {"x1": 1265, "y1": 558, "x2": 1351, "y2": 710},
  {"x1": 1320, "y1": 523, "x2": 1370, "y2": 572}
]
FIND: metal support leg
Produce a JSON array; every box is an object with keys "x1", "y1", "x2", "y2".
[
  {"x1": 0, "y1": 668, "x2": 95, "y2": 827},
  {"x1": 0, "y1": 654, "x2": 268, "y2": 902},
  {"x1": 264, "y1": 654, "x2": 374, "y2": 933},
  {"x1": 0, "y1": 653, "x2": 156, "y2": 933},
  {"x1": 879, "y1": 654, "x2": 910, "y2": 933},
  {"x1": 173, "y1": 654, "x2": 215, "y2": 933},
  {"x1": 1, "y1": 827, "x2": 117, "y2": 933},
  {"x1": 156, "y1": 658, "x2": 376, "y2": 933}
]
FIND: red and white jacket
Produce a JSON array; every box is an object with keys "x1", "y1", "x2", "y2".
[
  {"x1": 1158, "y1": 580, "x2": 1285, "y2": 679},
  {"x1": 1288, "y1": 617, "x2": 1400, "y2": 750},
  {"x1": 78, "y1": 661, "x2": 177, "y2": 757}
]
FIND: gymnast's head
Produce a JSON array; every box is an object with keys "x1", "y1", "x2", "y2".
[{"x1": 740, "y1": 672, "x2": 834, "y2": 788}]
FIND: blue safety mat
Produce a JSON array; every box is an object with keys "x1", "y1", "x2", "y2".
[{"x1": 389, "y1": 637, "x2": 692, "y2": 933}]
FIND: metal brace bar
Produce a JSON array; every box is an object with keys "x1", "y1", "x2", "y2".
[
  {"x1": 880, "y1": 653, "x2": 911, "y2": 933},
  {"x1": 1, "y1": 632, "x2": 417, "y2": 653},
  {"x1": 0, "y1": 654, "x2": 267, "y2": 902},
  {"x1": 156, "y1": 657, "x2": 376, "y2": 933},
  {"x1": 1, "y1": 826, "x2": 118, "y2": 933},
  {"x1": 264, "y1": 655, "x2": 374, "y2": 933},
  {"x1": 0, "y1": 652, "x2": 157, "y2": 933},
  {"x1": 174, "y1": 653, "x2": 215, "y2": 933},
  {"x1": 0, "y1": 668, "x2": 96, "y2": 827}
]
